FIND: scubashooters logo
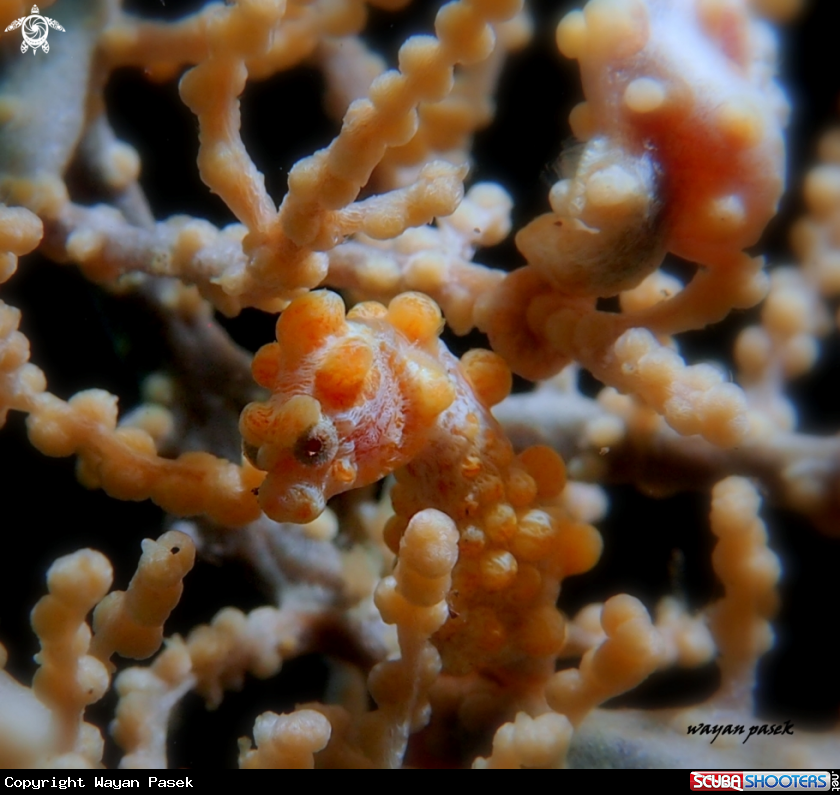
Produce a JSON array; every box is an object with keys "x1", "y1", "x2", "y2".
[
  {"x1": 3, "y1": 5, "x2": 64, "y2": 54},
  {"x1": 690, "y1": 772, "x2": 833, "y2": 792}
]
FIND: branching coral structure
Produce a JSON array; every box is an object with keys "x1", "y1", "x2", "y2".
[{"x1": 0, "y1": 0, "x2": 838, "y2": 769}]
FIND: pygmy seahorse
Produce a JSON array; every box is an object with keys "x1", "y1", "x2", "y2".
[{"x1": 240, "y1": 290, "x2": 601, "y2": 679}]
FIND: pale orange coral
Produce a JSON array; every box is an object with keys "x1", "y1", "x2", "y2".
[{"x1": 0, "y1": 0, "x2": 838, "y2": 772}]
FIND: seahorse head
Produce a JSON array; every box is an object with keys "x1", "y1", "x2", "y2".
[
  {"x1": 240, "y1": 290, "x2": 455, "y2": 523},
  {"x1": 515, "y1": 137, "x2": 666, "y2": 298}
]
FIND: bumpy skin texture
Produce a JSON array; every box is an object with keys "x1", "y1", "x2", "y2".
[{"x1": 241, "y1": 290, "x2": 602, "y2": 680}]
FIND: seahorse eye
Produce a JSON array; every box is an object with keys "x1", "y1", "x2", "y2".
[
  {"x1": 300, "y1": 436, "x2": 323, "y2": 459},
  {"x1": 293, "y1": 421, "x2": 337, "y2": 467}
]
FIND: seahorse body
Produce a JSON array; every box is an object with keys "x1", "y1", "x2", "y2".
[
  {"x1": 517, "y1": 0, "x2": 786, "y2": 298},
  {"x1": 241, "y1": 291, "x2": 601, "y2": 679}
]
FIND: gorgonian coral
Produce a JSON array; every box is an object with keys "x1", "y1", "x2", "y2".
[{"x1": 0, "y1": 0, "x2": 838, "y2": 769}]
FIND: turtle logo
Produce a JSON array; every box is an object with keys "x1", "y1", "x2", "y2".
[{"x1": 4, "y1": 5, "x2": 65, "y2": 54}]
